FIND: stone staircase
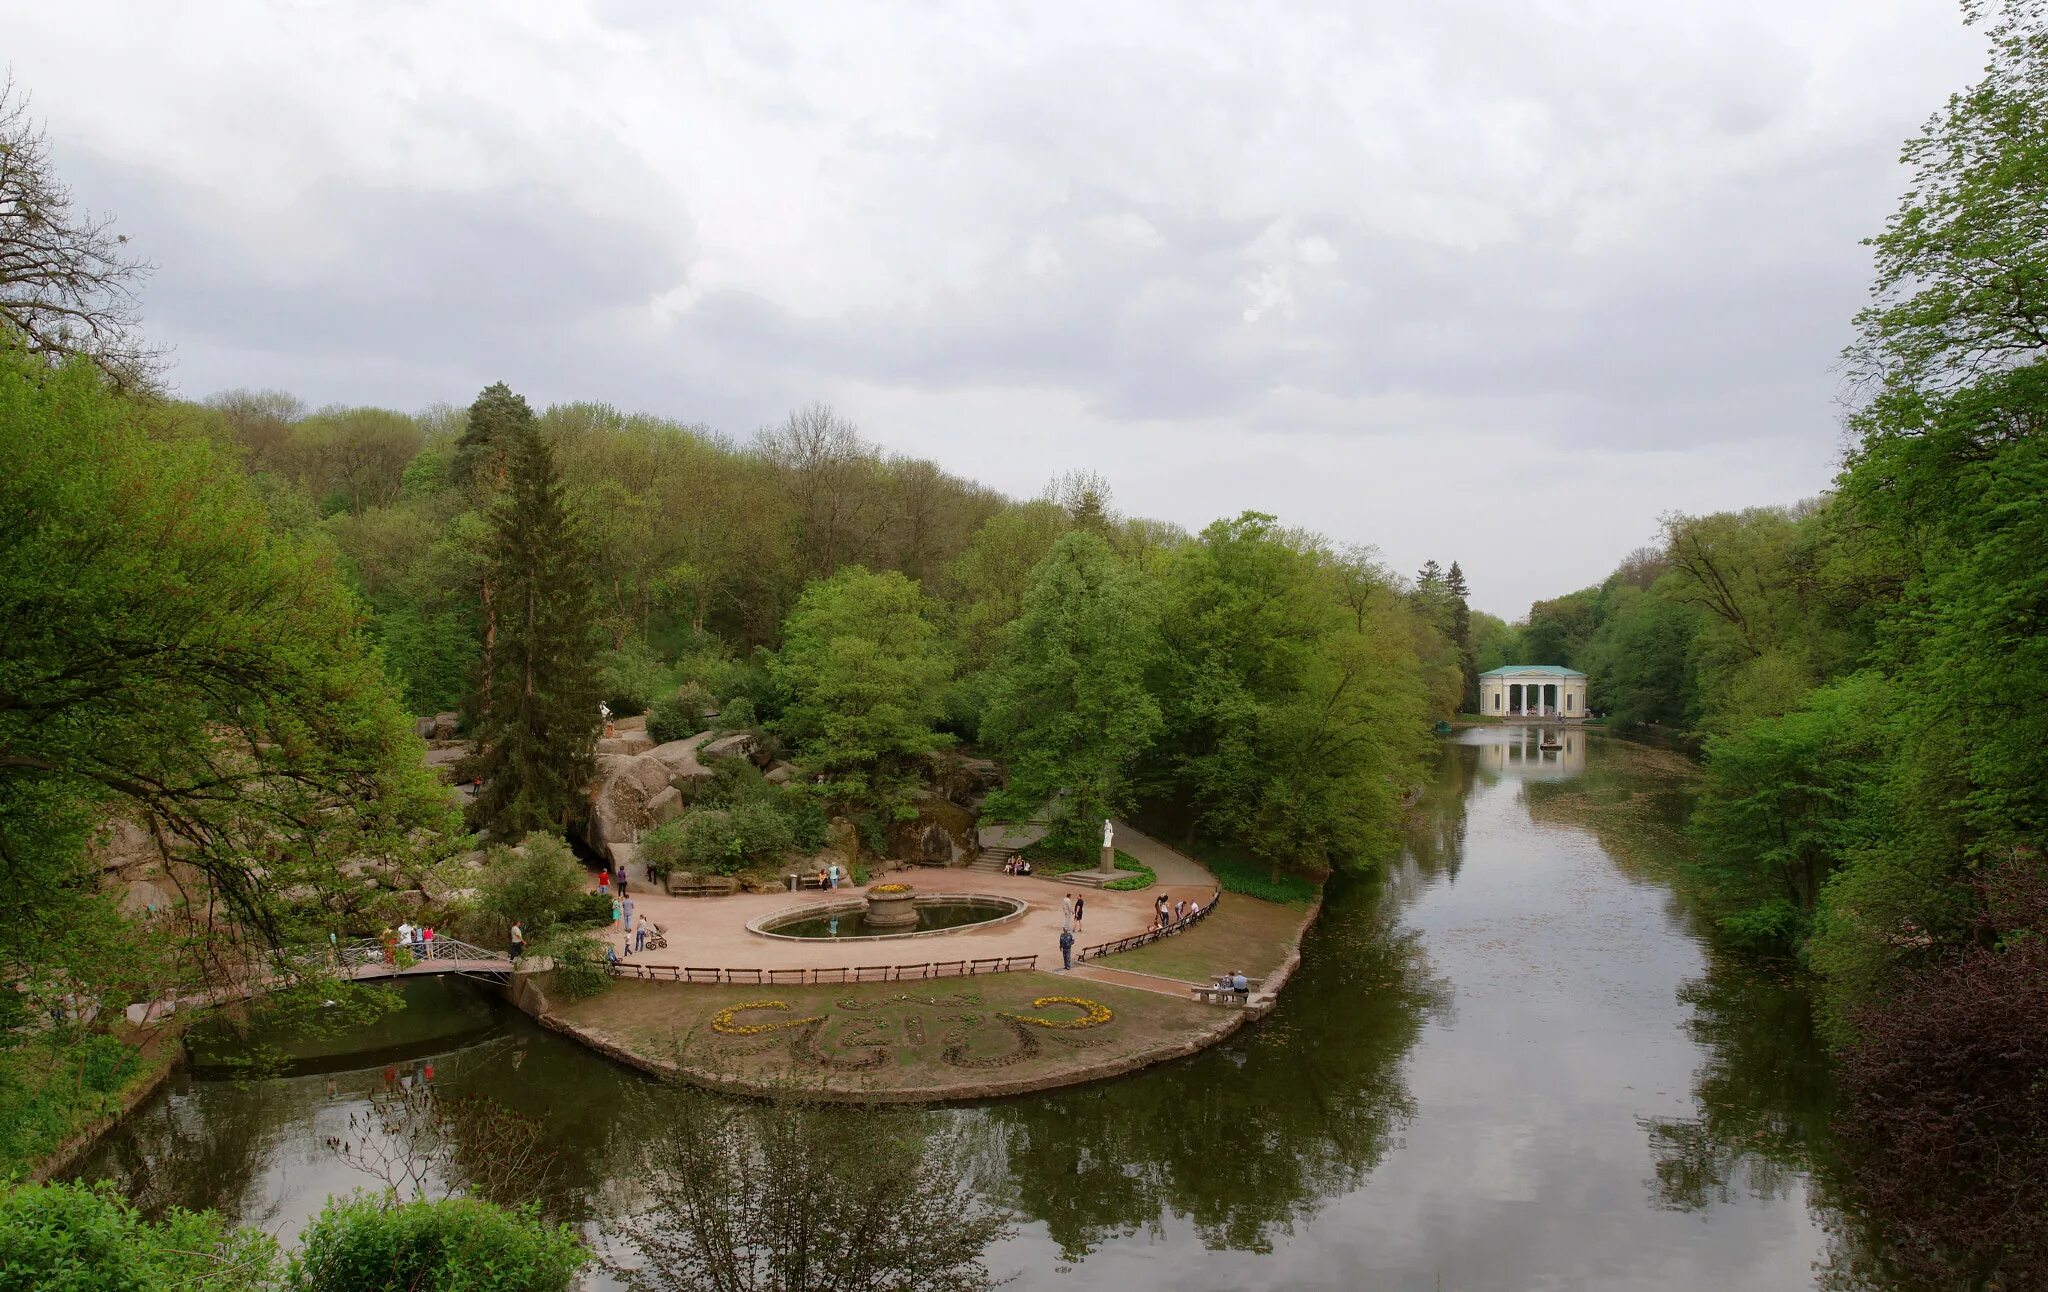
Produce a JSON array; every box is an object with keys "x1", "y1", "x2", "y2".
[{"x1": 968, "y1": 846, "x2": 1016, "y2": 874}]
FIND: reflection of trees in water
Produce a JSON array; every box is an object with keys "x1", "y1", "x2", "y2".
[
  {"x1": 1640, "y1": 954, "x2": 1915, "y2": 1287},
  {"x1": 981, "y1": 875, "x2": 1448, "y2": 1261},
  {"x1": 1405, "y1": 740, "x2": 1477, "y2": 880},
  {"x1": 611, "y1": 1090, "x2": 1010, "y2": 1292},
  {"x1": 64, "y1": 1073, "x2": 297, "y2": 1228},
  {"x1": 1640, "y1": 959, "x2": 1836, "y2": 1212}
]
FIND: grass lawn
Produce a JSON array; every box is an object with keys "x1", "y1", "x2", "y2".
[
  {"x1": 1105, "y1": 894, "x2": 1311, "y2": 983},
  {"x1": 549, "y1": 970, "x2": 1220, "y2": 1097}
]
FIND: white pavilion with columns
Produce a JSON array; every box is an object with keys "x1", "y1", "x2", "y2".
[{"x1": 1479, "y1": 665, "x2": 1588, "y2": 719}]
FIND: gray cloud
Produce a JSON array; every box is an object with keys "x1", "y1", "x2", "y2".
[{"x1": 6, "y1": 0, "x2": 1988, "y2": 613}]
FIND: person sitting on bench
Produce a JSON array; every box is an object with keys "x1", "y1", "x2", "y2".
[{"x1": 1227, "y1": 970, "x2": 1249, "y2": 995}]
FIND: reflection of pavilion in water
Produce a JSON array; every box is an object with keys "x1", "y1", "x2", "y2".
[{"x1": 1478, "y1": 724, "x2": 1587, "y2": 777}]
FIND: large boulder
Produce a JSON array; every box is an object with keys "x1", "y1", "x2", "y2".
[
  {"x1": 431, "y1": 712, "x2": 460, "y2": 741},
  {"x1": 596, "y1": 730, "x2": 655, "y2": 757},
  {"x1": 583, "y1": 752, "x2": 683, "y2": 854},
  {"x1": 701, "y1": 731, "x2": 755, "y2": 762},
  {"x1": 645, "y1": 786, "x2": 684, "y2": 826},
  {"x1": 422, "y1": 745, "x2": 469, "y2": 783},
  {"x1": 647, "y1": 732, "x2": 716, "y2": 785},
  {"x1": 888, "y1": 791, "x2": 979, "y2": 866}
]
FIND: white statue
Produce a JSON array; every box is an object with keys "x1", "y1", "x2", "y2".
[
  {"x1": 1102, "y1": 819, "x2": 1114, "y2": 849},
  {"x1": 598, "y1": 701, "x2": 612, "y2": 723}
]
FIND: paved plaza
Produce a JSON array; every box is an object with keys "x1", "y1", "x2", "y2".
[{"x1": 605, "y1": 823, "x2": 1216, "y2": 975}]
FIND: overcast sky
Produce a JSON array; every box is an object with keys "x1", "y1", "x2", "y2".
[{"x1": 11, "y1": 1, "x2": 1988, "y2": 616}]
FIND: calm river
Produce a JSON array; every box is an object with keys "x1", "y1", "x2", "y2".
[{"x1": 72, "y1": 728, "x2": 1866, "y2": 1289}]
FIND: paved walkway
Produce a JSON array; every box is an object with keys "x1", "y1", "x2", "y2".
[{"x1": 605, "y1": 821, "x2": 1215, "y2": 976}]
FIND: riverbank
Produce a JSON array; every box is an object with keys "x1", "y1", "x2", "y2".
[
  {"x1": 19, "y1": 1023, "x2": 186, "y2": 1181},
  {"x1": 516, "y1": 881, "x2": 1323, "y2": 1102}
]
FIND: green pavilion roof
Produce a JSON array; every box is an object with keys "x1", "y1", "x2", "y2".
[{"x1": 1479, "y1": 664, "x2": 1587, "y2": 678}]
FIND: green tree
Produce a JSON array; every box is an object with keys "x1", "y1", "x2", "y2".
[
  {"x1": 980, "y1": 532, "x2": 1161, "y2": 845},
  {"x1": 476, "y1": 834, "x2": 588, "y2": 938},
  {"x1": 1149, "y1": 514, "x2": 1432, "y2": 874},
  {"x1": 768, "y1": 568, "x2": 953, "y2": 821},
  {"x1": 0, "y1": 339, "x2": 448, "y2": 983},
  {"x1": 452, "y1": 382, "x2": 532, "y2": 493},
  {"x1": 469, "y1": 417, "x2": 605, "y2": 840}
]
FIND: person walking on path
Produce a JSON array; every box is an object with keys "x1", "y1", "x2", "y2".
[
  {"x1": 1073, "y1": 895, "x2": 1085, "y2": 933},
  {"x1": 598, "y1": 869, "x2": 611, "y2": 897},
  {"x1": 621, "y1": 895, "x2": 635, "y2": 931},
  {"x1": 634, "y1": 913, "x2": 648, "y2": 953},
  {"x1": 1059, "y1": 926, "x2": 1076, "y2": 971},
  {"x1": 1062, "y1": 892, "x2": 1074, "y2": 932},
  {"x1": 509, "y1": 921, "x2": 525, "y2": 962},
  {"x1": 617, "y1": 868, "x2": 628, "y2": 897}
]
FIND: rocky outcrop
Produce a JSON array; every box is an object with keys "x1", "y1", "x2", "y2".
[
  {"x1": 646, "y1": 732, "x2": 717, "y2": 785},
  {"x1": 700, "y1": 731, "x2": 755, "y2": 763},
  {"x1": 595, "y1": 731, "x2": 656, "y2": 757},
  {"x1": 584, "y1": 751, "x2": 683, "y2": 859},
  {"x1": 413, "y1": 712, "x2": 460, "y2": 741},
  {"x1": 887, "y1": 791, "x2": 979, "y2": 866},
  {"x1": 926, "y1": 751, "x2": 1002, "y2": 807}
]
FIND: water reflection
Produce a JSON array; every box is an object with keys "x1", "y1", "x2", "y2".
[
  {"x1": 982, "y1": 876, "x2": 1446, "y2": 1260},
  {"x1": 71, "y1": 731, "x2": 1899, "y2": 1289}
]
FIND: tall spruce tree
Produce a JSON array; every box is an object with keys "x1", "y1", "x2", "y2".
[
  {"x1": 1446, "y1": 560, "x2": 1476, "y2": 709},
  {"x1": 470, "y1": 417, "x2": 604, "y2": 840}
]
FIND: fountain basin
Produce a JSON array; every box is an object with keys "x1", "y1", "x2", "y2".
[{"x1": 748, "y1": 893, "x2": 1027, "y2": 942}]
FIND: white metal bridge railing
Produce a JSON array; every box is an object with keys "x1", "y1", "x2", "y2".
[{"x1": 331, "y1": 935, "x2": 510, "y2": 971}]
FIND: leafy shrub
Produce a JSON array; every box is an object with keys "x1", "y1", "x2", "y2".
[
  {"x1": 0, "y1": 1179, "x2": 278, "y2": 1291},
  {"x1": 1832, "y1": 862, "x2": 2048, "y2": 1291},
  {"x1": 716, "y1": 695, "x2": 756, "y2": 733},
  {"x1": 557, "y1": 891, "x2": 615, "y2": 929},
  {"x1": 673, "y1": 801, "x2": 796, "y2": 875},
  {"x1": 596, "y1": 644, "x2": 672, "y2": 717},
  {"x1": 477, "y1": 834, "x2": 587, "y2": 937},
  {"x1": 647, "y1": 684, "x2": 712, "y2": 746},
  {"x1": 540, "y1": 933, "x2": 614, "y2": 1001},
  {"x1": 288, "y1": 1194, "x2": 585, "y2": 1291},
  {"x1": 639, "y1": 818, "x2": 688, "y2": 876}
]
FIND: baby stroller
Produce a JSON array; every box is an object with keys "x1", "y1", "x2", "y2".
[{"x1": 642, "y1": 922, "x2": 669, "y2": 952}]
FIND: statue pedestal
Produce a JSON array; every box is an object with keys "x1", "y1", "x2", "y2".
[{"x1": 1099, "y1": 843, "x2": 1116, "y2": 875}]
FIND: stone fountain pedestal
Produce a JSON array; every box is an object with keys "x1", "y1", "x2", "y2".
[{"x1": 864, "y1": 884, "x2": 919, "y2": 928}]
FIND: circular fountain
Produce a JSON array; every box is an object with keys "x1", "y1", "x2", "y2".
[{"x1": 749, "y1": 885, "x2": 1027, "y2": 942}]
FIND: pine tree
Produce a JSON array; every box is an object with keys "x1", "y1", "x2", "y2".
[
  {"x1": 455, "y1": 382, "x2": 538, "y2": 723},
  {"x1": 1446, "y1": 560, "x2": 1477, "y2": 709},
  {"x1": 453, "y1": 381, "x2": 534, "y2": 492},
  {"x1": 470, "y1": 419, "x2": 605, "y2": 840}
]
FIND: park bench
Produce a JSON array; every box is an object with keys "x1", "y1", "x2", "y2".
[
  {"x1": 785, "y1": 873, "x2": 831, "y2": 891},
  {"x1": 1003, "y1": 954, "x2": 1037, "y2": 971},
  {"x1": 768, "y1": 968, "x2": 808, "y2": 986},
  {"x1": 684, "y1": 967, "x2": 723, "y2": 983},
  {"x1": 1191, "y1": 984, "x2": 1254, "y2": 1006}
]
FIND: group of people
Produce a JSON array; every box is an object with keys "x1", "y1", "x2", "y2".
[
  {"x1": 1000, "y1": 856, "x2": 1035, "y2": 876},
  {"x1": 605, "y1": 869, "x2": 661, "y2": 955},
  {"x1": 381, "y1": 921, "x2": 436, "y2": 963},
  {"x1": 504, "y1": 864, "x2": 666, "y2": 967},
  {"x1": 1150, "y1": 893, "x2": 1201, "y2": 934},
  {"x1": 1056, "y1": 891, "x2": 1088, "y2": 968}
]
